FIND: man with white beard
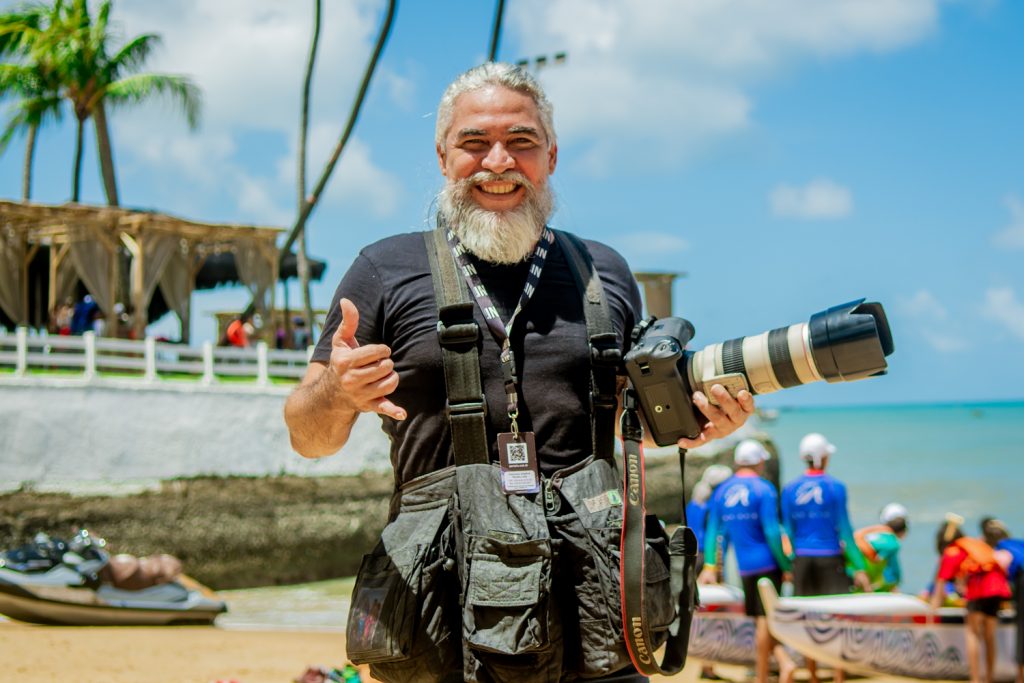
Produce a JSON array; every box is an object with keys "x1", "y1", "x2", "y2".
[{"x1": 284, "y1": 63, "x2": 754, "y2": 683}]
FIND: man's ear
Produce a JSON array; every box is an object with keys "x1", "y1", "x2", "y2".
[
  {"x1": 436, "y1": 143, "x2": 447, "y2": 176},
  {"x1": 548, "y1": 142, "x2": 558, "y2": 174}
]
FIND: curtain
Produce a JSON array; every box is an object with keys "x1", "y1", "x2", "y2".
[
  {"x1": 68, "y1": 226, "x2": 115, "y2": 315},
  {"x1": 159, "y1": 247, "x2": 194, "y2": 343},
  {"x1": 139, "y1": 232, "x2": 180, "y2": 309},
  {"x1": 233, "y1": 238, "x2": 274, "y2": 316},
  {"x1": 0, "y1": 227, "x2": 26, "y2": 323}
]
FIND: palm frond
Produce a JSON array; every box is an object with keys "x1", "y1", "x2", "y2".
[
  {"x1": 105, "y1": 72, "x2": 201, "y2": 128},
  {"x1": 107, "y1": 33, "x2": 160, "y2": 77}
]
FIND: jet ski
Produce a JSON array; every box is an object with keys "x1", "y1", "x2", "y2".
[{"x1": 0, "y1": 530, "x2": 227, "y2": 626}]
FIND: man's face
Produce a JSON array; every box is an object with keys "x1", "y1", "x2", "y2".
[{"x1": 437, "y1": 85, "x2": 557, "y2": 213}]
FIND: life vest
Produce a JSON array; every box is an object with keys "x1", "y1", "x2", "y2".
[
  {"x1": 854, "y1": 524, "x2": 892, "y2": 563},
  {"x1": 951, "y1": 537, "x2": 1004, "y2": 575}
]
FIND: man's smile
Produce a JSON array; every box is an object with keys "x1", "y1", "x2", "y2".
[{"x1": 476, "y1": 180, "x2": 521, "y2": 195}]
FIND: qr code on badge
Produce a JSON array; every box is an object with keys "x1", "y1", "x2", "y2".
[{"x1": 506, "y1": 442, "x2": 528, "y2": 466}]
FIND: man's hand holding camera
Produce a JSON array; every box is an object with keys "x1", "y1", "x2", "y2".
[{"x1": 678, "y1": 384, "x2": 755, "y2": 450}]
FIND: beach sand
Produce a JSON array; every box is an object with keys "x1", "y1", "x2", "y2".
[{"x1": 0, "y1": 619, "x2": 931, "y2": 683}]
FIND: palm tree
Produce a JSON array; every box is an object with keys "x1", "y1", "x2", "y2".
[
  {"x1": 6, "y1": 0, "x2": 201, "y2": 205},
  {"x1": 0, "y1": 2, "x2": 63, "y2": 200}
]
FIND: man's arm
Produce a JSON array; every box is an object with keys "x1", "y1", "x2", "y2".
[
  {"x1": 835, "y1": 482, "x2": 871, "y2": 589},
  {"x1": 284, "y1": 298, "x2": 406, "y2": 458},
  {"x1": 761, "y1": 487, "x2": 792, "y2": 572}
]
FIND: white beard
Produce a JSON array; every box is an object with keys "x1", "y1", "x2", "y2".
[{"x1": 437, "y1": 171, "x2": 554, "y2": 265}]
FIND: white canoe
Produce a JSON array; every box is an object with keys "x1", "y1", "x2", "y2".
[
  {"x1": 758, "y1": 578, "x2": 1019, "y2": 681},
  {"x1": 690, "y1": 583, "x2": 758, "y2": 665}
]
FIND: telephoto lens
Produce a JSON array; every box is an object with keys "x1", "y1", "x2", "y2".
[
  {"x1": 686, "y1": 298, "x2": 894, "y2": 402},
  {"x1": 624, "y1": 299, "x2": 894, "y2": 446}
]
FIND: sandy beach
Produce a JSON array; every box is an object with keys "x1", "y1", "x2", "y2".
[{"x1": 0, "y1": 618, "x2": 932, "y2": 683}]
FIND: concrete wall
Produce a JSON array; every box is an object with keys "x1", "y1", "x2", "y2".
[{"x1": 0, "y1": 380, "x2": 391, "y2": 493}]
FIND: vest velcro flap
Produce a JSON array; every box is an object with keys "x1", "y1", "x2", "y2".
[{"x1": 468, "y1": 554, "x2": 541, "y2": 608}]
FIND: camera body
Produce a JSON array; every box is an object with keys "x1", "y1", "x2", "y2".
[{"x1": 625, "y1": 299, "x2": 894, "y2": 447}]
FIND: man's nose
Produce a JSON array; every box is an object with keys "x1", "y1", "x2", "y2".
[{"x1": 481, "y1": 142, "x2": 515, "y2": 174}]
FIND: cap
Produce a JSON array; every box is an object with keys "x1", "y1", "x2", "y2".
[
  {"x1": 880, "y1": 502, "x2": 908, "y2": 524},
  {"x1": 799, "y1": 432, "x2": 835, "y2": 466},
  {"x1": 734, "y1": 439, "x2": 770, "y2": 466},
  {"x1": 702, "y1": 464, "x2": 733, "y2": 488},
  {"x1": 692, "y1": 480, "x2": 712, "y2": 505}
]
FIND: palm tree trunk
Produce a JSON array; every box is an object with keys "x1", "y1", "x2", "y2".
[
  {"x1": 297, "y1": 0, "x2": 322, "y2": 338},
  {"x1": 23, "y1": 123, "x2": 38, "y2": 201},
  {"x1": 238, "y1": 0, "x2": 397, "y2": 322},
  {"x1": 94, "y1": 101, "x2": 120, "y2": 206},
  {"x1": 72, "y1": 117, "x2": 85, "y2": 202}
]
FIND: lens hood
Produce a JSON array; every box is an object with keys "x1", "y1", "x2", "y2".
[{"x1": 808, "y1": 299, "x2": 894, "y2": 382}]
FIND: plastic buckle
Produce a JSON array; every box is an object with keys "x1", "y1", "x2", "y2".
[
  {"x1": 437, "y1": 304, "x2": 479, "y2": 349},
  {"x1": 446, "y1": 397, "x2": 487, "y2": 417},
  {"x1": 589, "y1": 332, "x2": 622, "y2": 368}
]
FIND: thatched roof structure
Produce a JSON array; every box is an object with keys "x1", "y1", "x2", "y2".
[{"x1": 0, "y1": 200, "x2": 304, "y2": 341}]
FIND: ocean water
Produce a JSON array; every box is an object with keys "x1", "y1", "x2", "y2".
[{"x1": 754, "y1": 400, "x2": 1024, "y2": 593}]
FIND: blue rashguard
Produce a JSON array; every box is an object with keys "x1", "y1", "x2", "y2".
[
  {"x1": 997, "y1": 538, "x2": 1024, "y2": 580},
  {"x1": 686, "y1": 499, "x2": 708, "y2": 552},
  {"x1": 781, "y1": 471, "x2": 866, "y2": 572},
  {"x1": 704, "y1": 472, "x2": 790, "y2": 576}
]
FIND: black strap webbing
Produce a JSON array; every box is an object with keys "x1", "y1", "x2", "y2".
[
  {"x1": 554, "y1": 230, "x2": 620, "y2": 462},
  {"x1": 424, "y1": 228, "x2": 489, "y2": 465}
]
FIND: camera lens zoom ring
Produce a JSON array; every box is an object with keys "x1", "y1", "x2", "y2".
[
  {"x1": 721, "y1": 338, "x2": 746, "y2": 376},
  {"x1": 768, "y1": 327, "x2": 801, "y2": 388}
]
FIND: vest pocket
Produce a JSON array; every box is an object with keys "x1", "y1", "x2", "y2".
[
  {"x1": 464, "y1": 536, "x2": 552, "y2": 655},
  {"x1": 347, "y1": 543, "x2": 421, "y2": 663}
]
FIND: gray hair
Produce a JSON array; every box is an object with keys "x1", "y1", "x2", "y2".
[{"x1": 435, "y1": 62, "x2": 556, "y2": 147}]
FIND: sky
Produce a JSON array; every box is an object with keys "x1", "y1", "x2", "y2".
[{"x1": 2, "y1": 0, "x2": 1022, "y2": 408}]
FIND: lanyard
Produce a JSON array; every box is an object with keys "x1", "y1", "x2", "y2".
[{"x1": 444, "y1": 226, "x2": 554, "y2": 434}]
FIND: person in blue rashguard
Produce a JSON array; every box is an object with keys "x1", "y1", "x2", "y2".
[
  {"x1": 699, "y1": 440, "x2": 795, "y2": 683},
  {"x1": 687, "y1": 464, "x2": 733, "y2": 681},
  {"x1": 782, "y1": 433, "x2": 871, "y2": 683}
]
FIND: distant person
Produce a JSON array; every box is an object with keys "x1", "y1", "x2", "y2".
[
  {"x1": 71, "y1": 295, "x2": 97, "y2": 335},
  {"x1": 292, "y1": 316, "x2": 311, "y2": 350},
  {"x1": 854, "y1": 502, "x2": 909, "y2": 592},
  {"x1": 931, "y1": 515, "x2": 1011, "y2": 683},
  {"x1": 982, "y1": 517, "x2": 1024, "y2": 683},
  {"x1": 781, "y1": 432, "x2": 871, "y2": 683},
  {"x1": 225, "y1": 315, "x2": 252, "y2": 348},
  {"x1": 699, "y1": 439, "x2": 795, "y2": 683},
  {"x1": 688, "y1": 463, "x2": 733, "y2": 681}
]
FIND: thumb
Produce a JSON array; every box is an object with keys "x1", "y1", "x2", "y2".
[
  {"x1": 333, "y1": 298, "x2": 359, "y2": 348},
  {"x1": 375, "y1": 398, "x2": 407, "y2": 421}
]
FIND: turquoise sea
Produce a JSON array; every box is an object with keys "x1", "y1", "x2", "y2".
[{"x1": 754, "y1": 400, "x2": 1024, "y2": 593}]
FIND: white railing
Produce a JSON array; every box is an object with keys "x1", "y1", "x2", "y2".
[{"x1": 0, "y1": 327, "x2": 313, "y2": 387}]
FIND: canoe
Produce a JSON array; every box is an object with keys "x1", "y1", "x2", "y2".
[
  {"x1": 758, "y1": 577, "x2": 1019, "y2": 681},
  {"x1": 690, "y1": 583, "x2": 758, "y2": 665}
]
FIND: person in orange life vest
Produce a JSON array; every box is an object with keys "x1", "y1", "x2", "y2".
[
  {"x1": 226, "y1": 315, "x2": 253, "y2": 348},
  {"x1": 854, "y1": 502, "x2": 909, "y2": 592},
  {"x1": 981, "y1": 517, "x2": 1024, "y2": 683},
  {"x1": 931, "y1": 515, "x2": 1012, "y2": 683}
]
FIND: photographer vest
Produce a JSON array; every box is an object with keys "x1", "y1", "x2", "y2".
[{"x1": 345, "y1": 227, "x2": 698, "y2": 682}]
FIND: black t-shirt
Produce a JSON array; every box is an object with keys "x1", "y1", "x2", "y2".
[{"x1": 312, "y1": 230, "x2": 642, "y2": 486}]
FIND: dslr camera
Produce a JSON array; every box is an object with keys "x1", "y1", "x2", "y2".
[{"x1": 624, "y1": 298, "x2": 894, "y2": 446}]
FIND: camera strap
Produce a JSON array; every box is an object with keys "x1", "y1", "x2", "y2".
[{"x1": 619, "y1": 387, "x2": 699, "y2": 676}]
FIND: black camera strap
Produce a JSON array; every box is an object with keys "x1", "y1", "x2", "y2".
[{"x1": 619, "y1": 388, "x2": 699, "y2": 676}]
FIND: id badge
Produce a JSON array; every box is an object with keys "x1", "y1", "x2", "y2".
[{"x1": 497, "y1": 431, "x2": 540, "y2": 494}]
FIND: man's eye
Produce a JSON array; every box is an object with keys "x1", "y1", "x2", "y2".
[
  {"x1": 510, "y1": 138, "x2": 537, "y2": 148},
  {"x1": 461, "y1": 139, "x2": 489, "y2": 150}
]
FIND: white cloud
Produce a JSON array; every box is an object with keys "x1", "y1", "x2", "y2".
[
  {"x1": 770, "y1": 179, "x2": 853, "y2": 220},
  {"x1": 900, "y1": 289, "x2": 949, "y2": 320},
  {"x1": 921, "y1": 330, "x2": 969, "y2": 353},
  {"x1": 509, "y1": 0, "x2": 942, "y2": 168},
  {"x1": 105, "y1": 0, "x2": 399, "y2": 222},
  {"x1": 992, "y1": 194, "x2": 1024, "y2": 249},
  {"x1": 613, "y1": 231, "x2": 690, "y2": 257},
  {"x1": 983, "y1": 287, "x2": 1024, "y2": 341}
]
